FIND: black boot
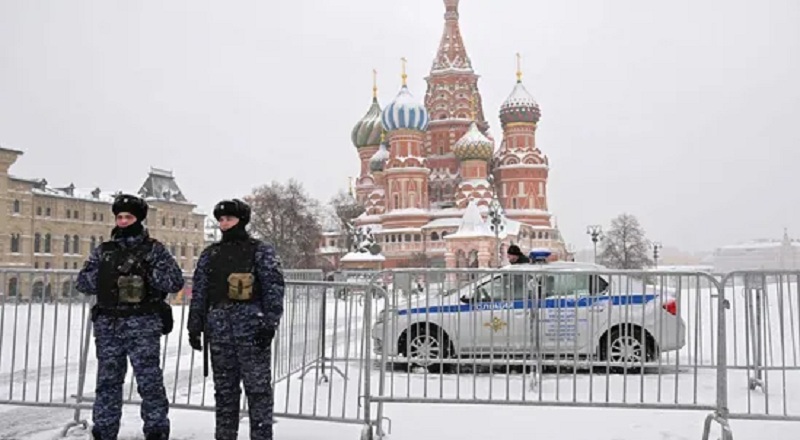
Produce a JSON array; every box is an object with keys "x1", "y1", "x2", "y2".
[{"x1": 145, "y1": 431, "x2": 169, "y2": 440}]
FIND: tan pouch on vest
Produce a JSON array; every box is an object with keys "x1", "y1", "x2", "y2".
[
  {"x1": 117, "y1": 275, "x2": 145, "y2": 304},
  {"x1": 227, "y1": 273, "x2": 255, "y2": 301}
]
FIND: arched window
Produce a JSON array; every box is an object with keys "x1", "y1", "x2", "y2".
[
  {"x1": 34, "y1": 233, "x2": 42, "y2": 253},
  {"x1": 13, "y1": 200, "x2": 20, "y2": 213},
  {"x1": 90, "y1": 236, "x2": 97, "y2": 250},
  {"x1": 431, "y1": 232, "x2": 439, "y2": 241},
  {"x1": 32, "y1": 281, "x2": 44, "y2": 301},
  {"x1": 44, "y1": 234, "x2": 52, "y2": 253},
  {"x1": 7, "y1": 278, "x2": 17, "y2": 297},
  {"x1": 63, "y1": 235, "x2": 70, "y2": 253},
  {"x1": 72, "y1": 235, "x2": 80, "y2": 254}
]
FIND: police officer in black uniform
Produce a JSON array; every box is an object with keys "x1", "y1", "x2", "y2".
[
  {"x1": 187, "y1": 199, "x2": 285, "y2": 440},
  {"x1": 77, "y1": 193, "x2": 184, "y2": 440}
]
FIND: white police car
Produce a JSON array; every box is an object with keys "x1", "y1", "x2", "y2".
[{"x1": 372, "y1": 254, "x2": 686, "y2": 370}]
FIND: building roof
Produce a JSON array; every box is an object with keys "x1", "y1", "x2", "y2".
[
  {"x1": 137, "y1": 167, "x2": 189, "y2": 203},
  {"x1": 448, "y1": 200, "x2": 493, "y2": 238}
]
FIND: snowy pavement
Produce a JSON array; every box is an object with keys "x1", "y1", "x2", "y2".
[{"x1": 3, "y1": 403, "x2": 798, "y2": 440}]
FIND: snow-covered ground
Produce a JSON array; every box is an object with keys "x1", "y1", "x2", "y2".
[{"x1": 1, "y1": 275, "x2": 799, "y2": 439}]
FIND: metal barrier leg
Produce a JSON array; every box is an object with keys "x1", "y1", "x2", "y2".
[
  {"x1": 61, "y1": 305, "x2": 94, "y2": 437},
  {"x1": 701, "y1": 412, "x2": 734, "y2": 440}
]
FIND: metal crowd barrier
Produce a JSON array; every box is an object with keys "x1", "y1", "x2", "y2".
[
  {"x1": 4, "y1": 266, "x2": 800, "y2": 440},
  {"x1": 0, "y1": 268, "x2": 382, "y2": 440},
  {"x1": 368, "y1": 268, "x2": 734, "y2": 440},
  {"x1": 719, "y1": 271, "x2": 800, "y2": 424}
]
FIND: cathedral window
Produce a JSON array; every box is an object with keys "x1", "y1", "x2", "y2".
[
  {"x1": 44, "y1": 234, "x2": 52, "y2": 253},
  {"x1": 34, "y1": 233, "x2": 42, "y2": 253},
  {"x1": 13, "y1": 199, "x2": 20, "y2": 213},
  {"x1": 63, "y1": 235, "x2": 70, "y2": 253},
  {"x1": 72, "y1": 235, "x2": 80, "y2": 254}
]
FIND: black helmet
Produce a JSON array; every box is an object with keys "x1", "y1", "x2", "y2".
[
  {"x1": 112, "y1": 194, "x2": 148, "y2": 221},
  {"x1": 213, "y1": 199, "x2": 251, "y2": 225}
]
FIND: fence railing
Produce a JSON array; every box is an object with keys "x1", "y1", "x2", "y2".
[{"x1": 2, "y1": 267, "x2": 799, "y2": 440}]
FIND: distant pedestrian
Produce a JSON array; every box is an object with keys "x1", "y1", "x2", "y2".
[{"x1": 506, "y1": 244, "x2": 530, "y2": 265}]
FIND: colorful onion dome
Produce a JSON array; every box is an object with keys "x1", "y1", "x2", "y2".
[
  {"x1": 453, "y1": 121, "x2": 493, "y2": 161},
  {"x1": 381, "y1": 85, "x2": 429, "y2": 132},
  {"x1": 499, "y1": 79, "x2": 541, "y2": 126},
  {"x1": 369, "y1": 140, "x2": 390, "y2": 172},
  {"x1": 351, "y1": 97, "x2": 384, "y2": 148},
  {"x1": 381, "y1": 59, "x2": 429, "y2": 132}
]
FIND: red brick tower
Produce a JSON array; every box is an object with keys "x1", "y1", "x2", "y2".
[
  {"x1": 425, "y1": 0, "x2": 490, "y2": 208},
  {"x1": 381, "y1": 59, "x2": 431, "y2": 229},
  {"x1": 493, "y1": 54, "x2": 550, "y2": 227}
]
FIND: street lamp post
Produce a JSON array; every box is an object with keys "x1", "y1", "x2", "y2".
[
  {"x1": 586, "y1": 225, "x2": 603, "y2": 263},
  {"x1": 653, "y1": 242, "x2": 662, "y2": 268},
  {"x1": 487, "y1": 196, "x2": 505, "y2": 268}
]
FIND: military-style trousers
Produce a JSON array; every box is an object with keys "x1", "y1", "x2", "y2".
[
  {"x1": 210, "y1": 341, "x2": 274, "y2": 440},
  {"x1": 92, "y1": 314, "x2": 170, "y2": 440}
]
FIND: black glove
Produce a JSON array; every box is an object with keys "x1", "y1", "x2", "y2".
[
  {"x1": 254, "y1": 326, "x2": 275, "y2": 350},
  {"x1": 158, "y1": 302, "x2": 174, "y2": 335},
  {"x1": 188, "y1": 332, "x2": 202, "y2": 351}
]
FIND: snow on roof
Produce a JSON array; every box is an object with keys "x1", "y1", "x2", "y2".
[
  {"x1": 138, "y1": 167, "x2": 188, "y2": 203},
  {"x1": 448, "y1": 201, "x2": 493, "y2": 238},
  {"x1": 30, "y1": 184, "x2": 118, "y2": 204},
  {"x1": 718, "y1": 240, "x2": 800, "y2": 251},
  {"x1": 381, "y1": 208, "x2": 429, "y2": 217},
  {"x1": 341, "y1": 252, "x2": 386, "y2": 262},
  {"x1": 422, "y1": 217, "x2": 462, "y2": 229}
]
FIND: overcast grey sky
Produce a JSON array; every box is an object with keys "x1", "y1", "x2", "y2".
[{"x1": 1, "y1": 0, "x2": 798, "y2": 252}]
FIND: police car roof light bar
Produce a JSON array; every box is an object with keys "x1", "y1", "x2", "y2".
[{"x1": 529, "y1": 249, "x2": 552, "y2": 264}]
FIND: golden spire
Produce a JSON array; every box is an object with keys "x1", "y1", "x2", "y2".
[
  {"x1": 516, "y1": 52, "x2": 523, "y2": 83},
  {"x1": 372, "y1": 69, "x2": 378, "y2": 98},
  {"x1": 380, "y1": 131, "x2": 386, "y2": 143},
  {"x1": 401, "y1": 57, "x2": 408, "y2": 86},
  {"x1": 348, "y1": 177, "x2": 355, "y2": 196}
]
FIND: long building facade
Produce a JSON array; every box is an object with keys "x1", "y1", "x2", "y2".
[
  {"x1": 1, "y1": 146, "x2": 206, "y2": 299},
  {"x1": 340, "y1": 0, "x2": 571, "y2": 269}
]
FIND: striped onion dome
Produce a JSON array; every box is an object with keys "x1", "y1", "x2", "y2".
[
  {"x1": 499, "y1": 80, "x2": 541, "y2": 126},
  {"x1": 453, "y1": 122, "x2": 493, "y2": 161},
  {"x1": 351, "y1": 97, "x2": 384, "y2": 148},
  {"x1": 369, "y1": 141, "x2": 390, "y2": 172},
  {"x1": 381, "y1": 85, "x2": 429, "y2": 132}
]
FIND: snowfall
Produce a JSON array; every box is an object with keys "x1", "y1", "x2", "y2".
[{"x1": 1, "y1": 274, "x2": 799, "y2": 440}]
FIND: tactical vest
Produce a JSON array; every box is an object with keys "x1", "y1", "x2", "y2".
[
  {"x1": 96, "y1": 239, "x2": 155, "y2": 307},
  {"x1": 207, "y1": 239, "x2": 262, "y2": 306}
]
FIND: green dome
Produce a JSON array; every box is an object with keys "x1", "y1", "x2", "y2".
[{"x1": 351, "y1": 97, "x2": 384, "y2": 148}]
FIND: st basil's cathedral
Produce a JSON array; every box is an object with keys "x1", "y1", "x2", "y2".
[{"x1": 327, "y1": 0, "x2": 572, "y2": 269}]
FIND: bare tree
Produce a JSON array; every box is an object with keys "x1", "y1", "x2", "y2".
[
  {"x1": 598, "y1": 213, "x2": 653, "y2": 269},
  {"x1": 245, "y1": 179, "x2": 323, "y2": 269},
  {"x1": 329, "y1": 190, "x2": 365, "y2": 252}
]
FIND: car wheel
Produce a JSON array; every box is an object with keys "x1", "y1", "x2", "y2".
[
  {"x1": 404, "y1": 326, "x2": 451, "y2": 372},
  {"x1": 602, "y1": 326, "x2": 652, "y2": 372}
]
